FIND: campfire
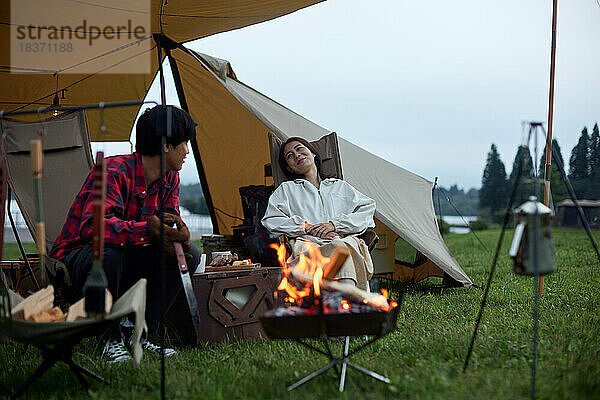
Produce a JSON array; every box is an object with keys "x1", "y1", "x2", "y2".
[
  {"x1": 260, "y1": 242, "x2": 401, "y2": 339},
  {"x1": 271, "y1": 241, "x2": 396, "y2": 309},
  {"x1": 259, "y1": 242, "x2": 403, "y2": 391}
]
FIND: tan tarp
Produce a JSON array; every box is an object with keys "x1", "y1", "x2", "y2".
[
  {"x1": 174, "y1": 49, "x2": 472, "y2": 286},
  {"x1": 0, "y1": 0, "x2": 471, "y2": 285},
  {"x1": 1, "y1": 111, "x2": 93, "y2": 250},
  {"x1": 0, "y1": 0, "x2": 323, "y2": 139}
]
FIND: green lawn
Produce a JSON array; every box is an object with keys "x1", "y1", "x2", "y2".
[{"x1": 1, "y1": 229, "x2": 599, "y2": 399}]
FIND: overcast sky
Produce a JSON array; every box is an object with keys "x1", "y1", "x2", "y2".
[{"x1": 95, "y1": 0, "x2": 600, "y2": 190}]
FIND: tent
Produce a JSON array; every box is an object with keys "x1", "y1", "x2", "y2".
[
  {"x1": 0, "y1": 1, "x2": 472, "y2": 286},
  {"x1": 553, "y1": 200, "x2": 600, "y2": 229},
  {"x1": 166, "y1": 48, "x2": 473, "y2": 286}
]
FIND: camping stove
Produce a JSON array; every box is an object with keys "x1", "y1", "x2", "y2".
[{"x1": 259, "y1": 290, "x2": 403, "y2": 392}]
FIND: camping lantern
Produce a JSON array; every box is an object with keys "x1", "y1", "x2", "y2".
[{"x1": 509, "y1": 197, "x2": 556, "y2": 276}]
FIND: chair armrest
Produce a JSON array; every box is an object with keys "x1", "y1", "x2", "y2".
[{"x1": 358, "y1": 229, "x2": 379, "y2": 253}]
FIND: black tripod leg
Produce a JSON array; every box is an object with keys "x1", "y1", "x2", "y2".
[
  {"x1": 6, "y1": 187, "x2": 40, "y2": 291},
  {"x1": 10, "y1": 356, "x2": 56, "y2": 399},
  {"x1": 68, "y1": 360, "x2": 105, "y2": 384},
  {"x1": 69, "y1": 364, "x2": 90, "y2": 390},
  {"x1": 551, "y1": 143, "x2": 600, "y2": 262},
  {"x1": 463, "y1": 151, "x2": 525, "y2": 372}
]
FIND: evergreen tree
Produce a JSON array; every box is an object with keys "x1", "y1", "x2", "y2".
[
  {"x1": 569, "y1": 127, "x2": 591, "y2": 197},
  {"x1": 508, "y1": 145, "x2": 534, "y2": 206},
  {"x1": 588, "y1": 123, "x2": 600, "y2": 199},
  {"x1": 479, "y1": 144, "x2": 508, "y2": 216},
  {"x1": 539, "y1": 139, "x2": 569, "y2": 203}
]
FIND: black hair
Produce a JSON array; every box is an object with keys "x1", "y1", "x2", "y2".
[
  {"x1": 278, "y1": 136, "x2": 326, "y2": 181},
  {"x1": 135, "y1": 105, "x2": 197, "y2": 156}
]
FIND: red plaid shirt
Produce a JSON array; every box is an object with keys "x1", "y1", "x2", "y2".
[{"x1": 50, "y1": 152, "x2": 180, "y2": 261}]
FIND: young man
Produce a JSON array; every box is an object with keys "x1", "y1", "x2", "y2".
[{"x1": 50, "y1": 105, "x2": 201, "y2": 363}]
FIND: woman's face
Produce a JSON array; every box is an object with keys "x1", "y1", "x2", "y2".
[{"x1": 283, "y1": 140, "x2": 316, "y2": 176}]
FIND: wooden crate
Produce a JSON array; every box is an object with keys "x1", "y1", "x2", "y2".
[
  {"x1": 1, "y1": 257, "x2": 41, "y2": 295},
  {"x1": 164, "y1": 266, "x2": 282, "y2": 345}
]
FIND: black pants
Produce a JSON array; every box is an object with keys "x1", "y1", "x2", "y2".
[{"x1": 65, "y1": 243, "x2": 201, "y2": 339}]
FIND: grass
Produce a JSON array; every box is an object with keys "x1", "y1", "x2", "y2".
[{"x1": 1, "y1": 229, "x2": 599, "y2": 399}]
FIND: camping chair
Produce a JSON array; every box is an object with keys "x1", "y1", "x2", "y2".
[
  {"x1": 0, "y1": 110, "x2": 93, "y2": 297},
  {"x1": 266, "y1": 132, "x2": 379, "y2": 253}
]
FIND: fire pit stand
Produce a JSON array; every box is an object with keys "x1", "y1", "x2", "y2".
[
  {"x1": 260, "y1": 292, "x2": 403, "y2": 392},
  {"x1": 288, "y1": 335, "x2": 391, "y2": 392}
]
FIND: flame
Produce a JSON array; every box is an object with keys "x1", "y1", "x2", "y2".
[
  {"x1": 271, "y1": 241, "x2": 330, "y2": 301},
  {"x1": 270, "y1": 241, "x2": 394, "y2": 311},
  {"x1": 313, "y1": 267, "x2": 323, "y2": 296}
]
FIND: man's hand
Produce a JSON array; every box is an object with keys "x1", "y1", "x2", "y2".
[
  {"x1": 147, "y1": 214, "x2": 191, "y2": 257},
  {"x1": 305, "y1": 222, "x2": 336, "y2": 239},
  {"x1": 163, "y1": 213, "x2": 191, "y2": 251}
]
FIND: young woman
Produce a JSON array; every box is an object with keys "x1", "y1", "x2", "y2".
[{"x1": 261, "y1": 137, "x2": 376, "y2": 291}]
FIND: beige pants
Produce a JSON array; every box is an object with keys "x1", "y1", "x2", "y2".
[{"x1": 289, "y1": 236, "x2": 373, "y2": 292}]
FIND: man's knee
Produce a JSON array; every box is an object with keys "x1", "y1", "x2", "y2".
[
  {"x1": 187, "y1": 243, "x2": 201, "y2": 271},
  {"x1": 65, "y1": 245, "x2": 125, "y2": 293},
  {"x1": 102, "y1": 247, "x2": 125, "y2": 275}
]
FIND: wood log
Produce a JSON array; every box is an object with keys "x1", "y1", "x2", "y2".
[
  {"x1": 66, "y1": 298, "x2": 86, "y2": 322},
  {"x1": 322, "y1": 247, "x2": 349, "y2": 280},
  {"x1": 66, "y1": 289, "x2": 113, "y2": 321},
  {"x1": 31, "y1": 306, "x2": 66, "y2": 322},
  {"x1": 289, "y1": 269, "x2": 389, "y2": 310},
  {"x1": 11, "y1": 285, "x2": 54, "y2": 320}
]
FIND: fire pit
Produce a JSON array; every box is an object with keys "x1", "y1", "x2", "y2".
[
  {"x1": 259, "y1": 243, "x2": 404, "y2": 392},
  {"x1": 260, "y1": 291, "x2": 401, "y2": 339}
]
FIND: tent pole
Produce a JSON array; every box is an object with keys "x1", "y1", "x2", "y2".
[
  {"x1": 167, "y1": 49, "x2": 220, "y2": 234},
  {"x1": 540, "y1": 0, "x2": 558, "y2": 297},
  {"x1": 155, "y1": 33, "x2": 167, "y2": 400}
]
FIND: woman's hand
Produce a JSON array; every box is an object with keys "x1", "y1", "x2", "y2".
[
  {"x1": 305, "y1": 222, "x2": 336, "y2": 238},
  {"x1": 322, "y1": 231, "x2": 340, "y2": 240}
]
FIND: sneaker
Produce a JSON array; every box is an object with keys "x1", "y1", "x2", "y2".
[
  {"x1": 127, "y1": 331, "x2": 177, "y2": 357},
  {"x1": 139, "y1": 338, "x2": 177, "y2": 357},
  {"x1": 100, "y1": 338, "x2": 132, "y2": 364}
]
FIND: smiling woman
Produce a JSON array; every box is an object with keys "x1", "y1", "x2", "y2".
[{"x1": 262, "y1": 136, "x2": 376, "y2": 291}]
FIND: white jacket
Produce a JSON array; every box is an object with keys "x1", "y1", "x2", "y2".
[{"x1": 261, "y1": 178, "x2": 376, "y2": 237}]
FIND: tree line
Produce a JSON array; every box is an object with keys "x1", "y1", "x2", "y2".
[
  {"x1": 479, "y1": 123, "x2": 600, "y2": 219},
  {"x1": 179, "y1": 183, "x2": 210, "y2": 215}
]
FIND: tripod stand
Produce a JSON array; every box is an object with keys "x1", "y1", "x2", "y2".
[{"x1": 462, "y1": 122, "x2": 600, "y2": 399}]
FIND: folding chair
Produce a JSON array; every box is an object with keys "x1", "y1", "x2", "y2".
[{"x1": 0, "y1": 110, "x2": 93, "y2": 295}]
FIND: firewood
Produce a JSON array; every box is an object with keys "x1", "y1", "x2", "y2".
[
  {"x1": 31, "y1": 306, "x2": 66, "y2": 322},
  {"x1": 289, "y1": 269, "x2": 389, "y2": 310},
  {"x1": 66, "y1": 289, "x2": 113, "y2": 321},
  {"x1": 11, "y1": 285, "x2": 54, "y2": 320},
  {"x1": 322, "y1": 247, "x2": 350, "y2": 280},
  {"x1": 66, "y1": 298, "x2": 86, "y2": 322}
]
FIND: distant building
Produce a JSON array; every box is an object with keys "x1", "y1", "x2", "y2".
[{"x1": 553, "y1": 200, "x2": 600, "y2": 229}]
